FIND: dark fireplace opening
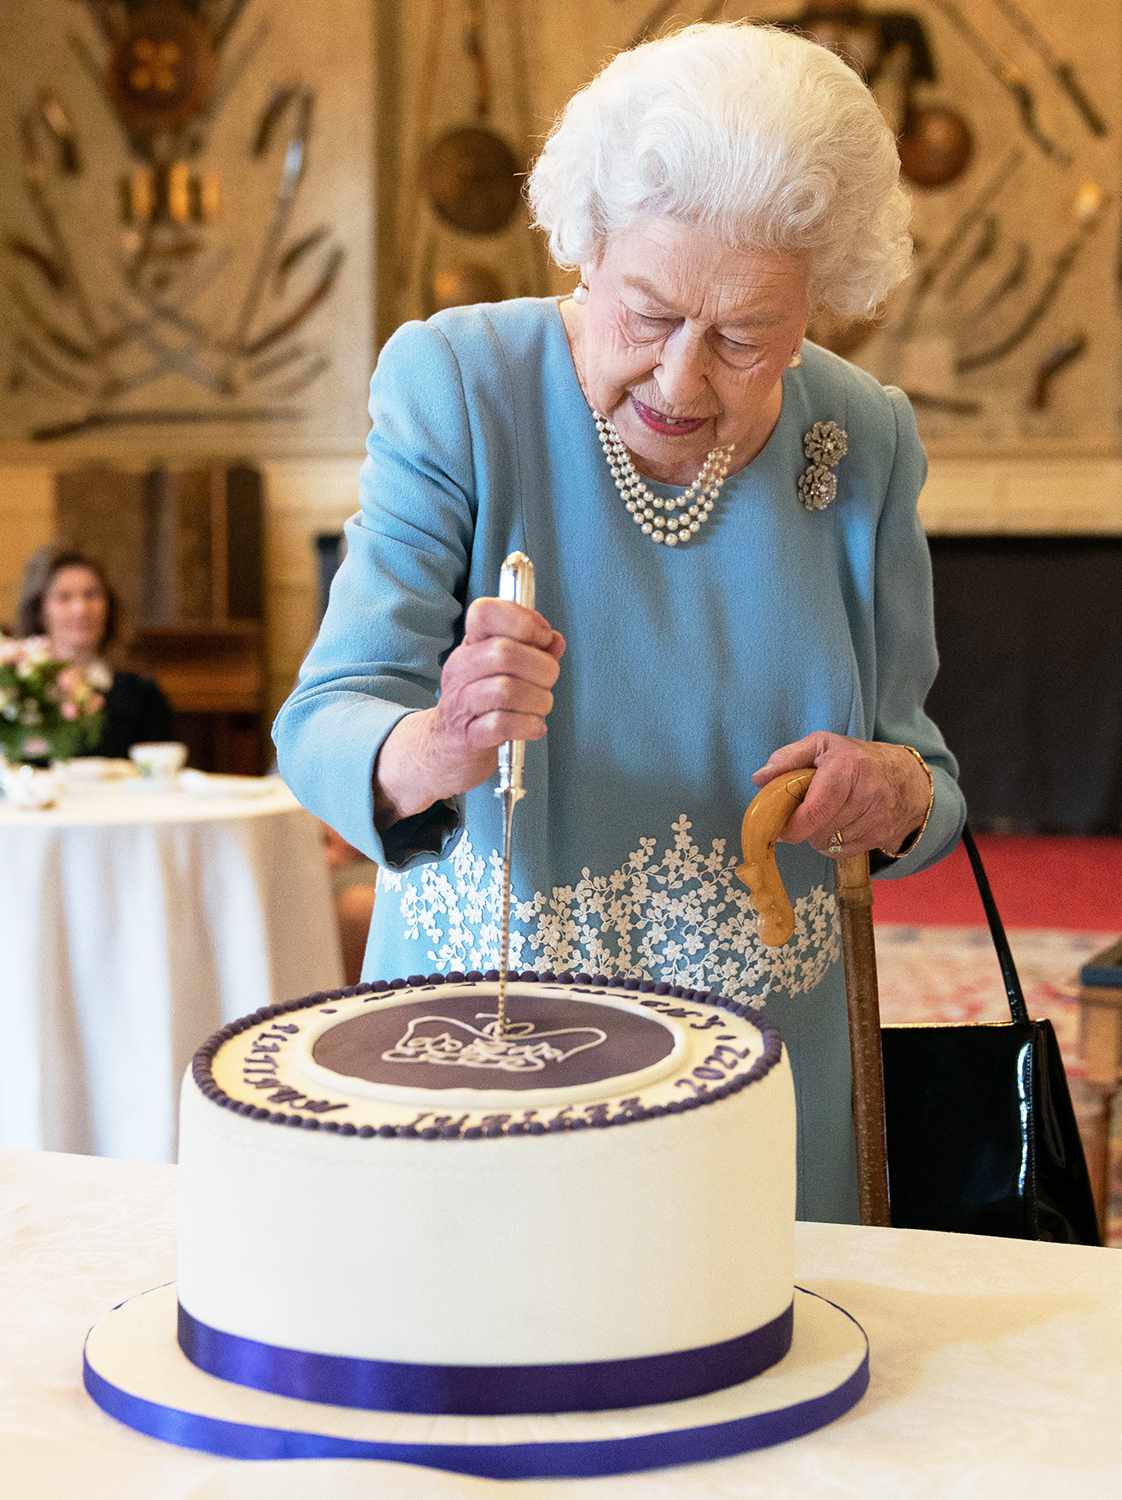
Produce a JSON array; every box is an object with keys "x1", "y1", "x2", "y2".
[{"x1": 927, "y1": 537, "x2": 1122, "y2": 835}]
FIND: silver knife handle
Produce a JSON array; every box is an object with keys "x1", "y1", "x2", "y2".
[
  {"x1": 499, "y1": 550, "x2": 536, "y2": 610},
  {"x1": 496, "y1": 551, "x2": 535, "y2": 799}
]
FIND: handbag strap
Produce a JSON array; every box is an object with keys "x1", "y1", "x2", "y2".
[{"x1": 960, "y1": 823, "x2": 1030, "y2": 1026}]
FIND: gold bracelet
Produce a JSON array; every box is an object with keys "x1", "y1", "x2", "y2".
[{"x1": 876, "y1": 744, "x2": 934, "y2": 861}]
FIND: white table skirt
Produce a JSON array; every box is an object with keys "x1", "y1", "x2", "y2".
[
  {"x1": 1, "y1": 1147, "x2": 1118, "y2": 1499},
  {"x1": 1, "y1": 781, "x2": 343, "y2": 1161}
]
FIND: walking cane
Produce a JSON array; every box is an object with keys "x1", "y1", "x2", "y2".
[{"x1": 735, "y1": 770, "x2": 892, "y2": 1227}]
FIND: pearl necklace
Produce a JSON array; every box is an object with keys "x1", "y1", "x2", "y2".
[{"x1": 592, "y1": 411, "x2": 734, "y2": 546}]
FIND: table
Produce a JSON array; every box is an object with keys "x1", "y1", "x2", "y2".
[
  {"x1": 0, "y1": 778, "x2": 343, "y2": 1162},
  {"x1": 2, "y1": 1148, "x2": 1118, "y2": 1499},
  {"x1": 1077, "y1": 938, "x2": 1122, "y2": 1227}
]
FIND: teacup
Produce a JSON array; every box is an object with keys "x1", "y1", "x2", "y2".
[
  {"x1": 129, "y1": 741, "x2": 188, "y2": 783},
  {"x1": 1, "y1": 763, "x2": 61, "y2": 809}
]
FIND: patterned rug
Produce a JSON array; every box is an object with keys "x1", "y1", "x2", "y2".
[{"x1": 874, "y1": 924, "x2": 1120, "y2": 1247}]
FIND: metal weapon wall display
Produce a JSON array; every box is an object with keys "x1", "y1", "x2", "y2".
[
  {"x1": 394, "y1": 0, "x2": 548, "y2": 325},
  {"x1": 1, "y1": 0, "x2": 374, "y2": 454},
  {"x1": 581, "y1": 0, "x2": 1122, "y2": 454}
]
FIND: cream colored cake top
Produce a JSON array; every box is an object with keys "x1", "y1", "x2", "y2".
[{"x1": 201, "y1": 977, "x2": 781, "y2": 1139}]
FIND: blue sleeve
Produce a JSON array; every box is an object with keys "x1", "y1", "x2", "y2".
[
  {"x1": 272, "y1": 319, "x2": 475, "y2": 869},
  {"x1": 869, "y1": 387, "x2": 967, "y2": 879}
]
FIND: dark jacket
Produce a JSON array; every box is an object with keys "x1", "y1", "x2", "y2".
[{"x1": 86, "y1": 671, "x2": 175, "y2": 758}]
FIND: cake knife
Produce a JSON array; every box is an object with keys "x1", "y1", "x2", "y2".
[{"x1": 494, "y1": 550, "x2": 535, "y2": 1037}]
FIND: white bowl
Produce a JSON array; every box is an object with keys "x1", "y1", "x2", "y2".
[{"x1": 129, "y1": 741, "x2": 189, "y2": 780}]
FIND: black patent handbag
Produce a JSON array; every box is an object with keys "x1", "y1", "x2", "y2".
[{"x1": 880, "y1": 825, "x2": 1102, "y2": 1245}]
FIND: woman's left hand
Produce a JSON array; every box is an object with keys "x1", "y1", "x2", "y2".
[{"x1": 751, "y1": 732, "x2": 931, "y2": 857}]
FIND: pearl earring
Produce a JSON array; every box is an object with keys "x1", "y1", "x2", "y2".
[
  {"x1": 788, "y1": 350, "x2": 803, "y2": 368},
  {"x1": 572, "y1": 280, "x2": 589, "y2": 304}
]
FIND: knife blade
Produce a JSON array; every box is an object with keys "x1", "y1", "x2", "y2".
[{"x1": 494, "y1": 550, "x2": 535, "y2": 1038}]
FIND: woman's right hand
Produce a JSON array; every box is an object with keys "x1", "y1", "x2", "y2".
[{"x1": 373, "y1": 598, "x2": 565, "y2": 828}]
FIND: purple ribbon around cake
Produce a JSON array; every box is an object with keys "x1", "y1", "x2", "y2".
[
  {"x1": 175, "y1": 1299, "x2": 795, "y2": 1414},
  {"x1": 82, "y1": 1290, "x2": 870, "y2": 1478}
]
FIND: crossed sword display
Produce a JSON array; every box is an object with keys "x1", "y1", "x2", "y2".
[{"x1": 8, "y1": 76, "x2": 342, "y2": 437}]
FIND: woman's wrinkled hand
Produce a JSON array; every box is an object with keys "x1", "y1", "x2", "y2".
[
  {"x1": 751, "y1": 732, "x2": 931, "y2": 857},
  {"x1": 374, "y1": 599, "x2": 565, "y2": 827}
]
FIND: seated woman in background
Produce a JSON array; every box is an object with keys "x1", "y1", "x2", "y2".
[{"x1": 15, "y1": 546, "x2": 174, "y2": 758}]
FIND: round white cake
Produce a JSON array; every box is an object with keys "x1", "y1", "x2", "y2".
[{"x1": 177, "y1": 969, "x2": 795, "y2": 1414}]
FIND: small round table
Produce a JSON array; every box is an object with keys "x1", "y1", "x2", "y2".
[
  {"x1": 1077, "y1": 938, "x2": 1122, "y2": 1234},
  {"x1": 1, "y1": 774, "x2": 343, "y2": 1161}
]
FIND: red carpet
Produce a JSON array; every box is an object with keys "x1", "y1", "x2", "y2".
[{"x1": 872, "y1": 835, "x2": 1122, "y2": 931}]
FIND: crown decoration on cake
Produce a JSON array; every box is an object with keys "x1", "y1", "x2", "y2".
[{"x1": 381, "y1": 1013, "x2": 608, "y2": 1073}]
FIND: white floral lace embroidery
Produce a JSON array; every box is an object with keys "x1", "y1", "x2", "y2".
[{"x1": 377, "y1": 814, "x2": 840, "y2": 1008}]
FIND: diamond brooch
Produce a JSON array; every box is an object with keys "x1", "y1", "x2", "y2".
[{"x1": 798, "y1": 420, "x2": 848, "y2": 511}]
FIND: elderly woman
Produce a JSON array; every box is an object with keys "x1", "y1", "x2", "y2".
[
  {"x1": 15, "y1": 546, "x2": 173, "y2": 757},
  {"x1": 274, "y1": 22, "x2": 966, "y2": 1222}
]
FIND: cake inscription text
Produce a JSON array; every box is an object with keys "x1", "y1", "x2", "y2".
[
  {"x1": 637, "y1": 998, "x2": 727, "y2": 1033},
  {"x1": 241, "y1": 1025, "x2": 349, "y2": 1115},
  {"x1": 675, "y1": 1039, "x2": 757, "y2": 1098}
]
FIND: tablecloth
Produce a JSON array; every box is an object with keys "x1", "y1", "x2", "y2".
[
  {"x1": 1, "y1": 1147, "x2": 1116, "y2": 1499},
  {"x1": 1, "y1": 779, "x2": 343, "y2": 1160}
]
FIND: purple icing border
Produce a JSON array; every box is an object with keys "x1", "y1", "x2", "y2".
[{"x1": 191, "y1": 971, "x2": 785, "y2": 1141}]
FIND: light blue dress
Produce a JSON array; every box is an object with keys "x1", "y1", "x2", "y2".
[{"x1": 273, "y1": 298, "x2": 966, "y2": 1223}]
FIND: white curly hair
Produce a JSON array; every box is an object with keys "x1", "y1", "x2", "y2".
[{"x1": 526, "y1": 22, "x2": 912, "y2": 318}]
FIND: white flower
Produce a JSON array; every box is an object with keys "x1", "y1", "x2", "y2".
[{"x1": 378, "y1": 820, "x2": 841, "y2": 1005}]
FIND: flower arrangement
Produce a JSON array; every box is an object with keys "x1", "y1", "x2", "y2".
[{"x1": 0, "y1": 635, "x2": 107, "y2": 764}]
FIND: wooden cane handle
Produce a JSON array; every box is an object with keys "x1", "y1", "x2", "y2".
[
  {"x1": 737, "y1": 769, "x2": 890, "y2": 1226},
  {"x1": 735, "y1": 769, "x2": 816, "y2": 946}
]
